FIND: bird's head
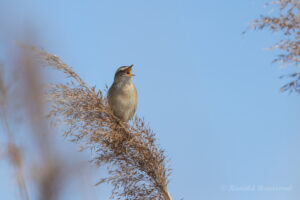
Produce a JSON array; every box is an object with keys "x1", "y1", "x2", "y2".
[{"x1": 114, "y1": 65, "x2": 135, "y2": 82}]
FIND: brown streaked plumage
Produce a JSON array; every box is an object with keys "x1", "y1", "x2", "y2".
[{"x1": 108, "y1": 65, "x2": 137, "y2": 122}]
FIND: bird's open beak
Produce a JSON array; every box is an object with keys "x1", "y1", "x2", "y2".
[{"x1": 126, "y1": 65, "x2": 135, "y2": 76}]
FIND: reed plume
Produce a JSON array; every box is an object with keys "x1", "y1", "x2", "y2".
[{"x1": 19, "y1": 44, "x2": 173, "y2": 200}]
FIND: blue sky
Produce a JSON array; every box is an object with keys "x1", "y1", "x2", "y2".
[{"x1": 0, "y1": 1, "x2": 300, "y2": 200}]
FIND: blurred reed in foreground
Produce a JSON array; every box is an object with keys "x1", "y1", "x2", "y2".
[{"x1": 0, "y1": 42, "x2": 92, "y2": 200}]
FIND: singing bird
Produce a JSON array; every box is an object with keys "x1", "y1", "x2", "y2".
[{"x1": 108, "y1": 65, "x2": 137, "y2": 122}]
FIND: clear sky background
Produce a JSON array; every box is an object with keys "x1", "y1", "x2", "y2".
[{"x1": 0, "y1": 1, "x2": 300, "y2": 200}]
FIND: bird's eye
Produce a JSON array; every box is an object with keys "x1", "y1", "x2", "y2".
[{"x1": 126, "y1": 70, "x2": 130, "y2": 74}]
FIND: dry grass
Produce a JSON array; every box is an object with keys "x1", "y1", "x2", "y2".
[
  {"x1": 18, "y1": 44, "x2": 172, "y2": 200},
  {"x1": 251, "y1": 0, "x2": 300, "y2": 93},
  {"x1": 252, "y1": 0, "x2": 299, "y2": 67}
]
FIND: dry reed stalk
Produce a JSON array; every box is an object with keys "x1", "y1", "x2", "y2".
[
  {"x1": 0, "y1": 64, "x2": 30, "y2": 200},
  {"x1": 17, "y1": 49, "x2": 63, "y2": 200},
  {"x1": 251, "y1": 0, "x2": 300, "y2": 92},
  {"x1": 0, "y1": 45, "x2": 81, "y2": 200},
  {"x1": 19, "y1": 43, "x2": 173, "y2": 200}
]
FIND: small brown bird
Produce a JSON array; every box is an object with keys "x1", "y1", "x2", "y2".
[{"x1": 108, "y1": 65, "x2": 137, "y2": 122}]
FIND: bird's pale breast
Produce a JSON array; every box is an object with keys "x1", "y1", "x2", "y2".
[{"x1": 108, "y1": 81, "x2": 137, "y2": 121}]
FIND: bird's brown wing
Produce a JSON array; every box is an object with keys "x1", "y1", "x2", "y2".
[{"x1": 128, "y1": 85, "x2": 138, "y2": 120}]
